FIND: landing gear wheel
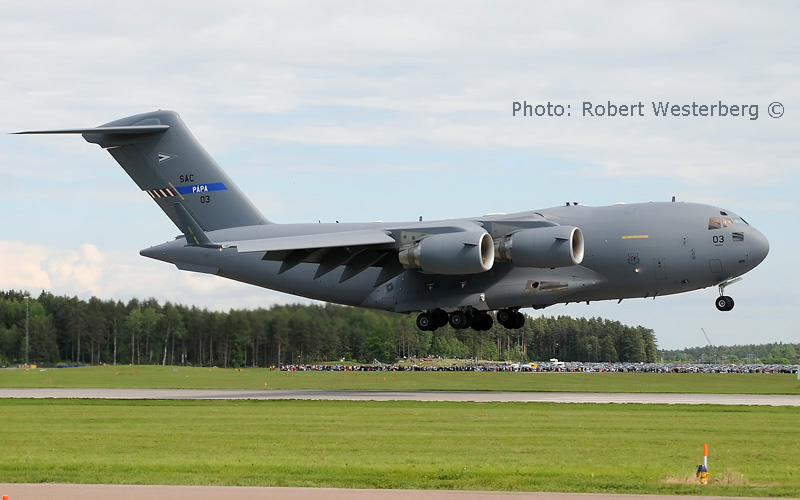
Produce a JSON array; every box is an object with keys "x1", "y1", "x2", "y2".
[
  {"x1": 416, "y1": 312, "x2": 434, "y2": 331},
  {"x1": 497, "y1": 309, "x2": 514, "y2": 327},
  {"x1": 472, "y1": 312, "x2": 493, "y2": 331},
  {"x1": 464, "y1": 307, "x2": 477, "y2": 328},
  {"x1": 715, "y1": 295, "x2": 734, "y2": 312},
  {"x1": 432, "y1": 309, "x2": 449, "y2": 329},
  {"x1": 513, "y1": 312, "x2": 526, "y2": 329},
  {"x1": 497, "y1": 309, "x2": 524, "y2": 329},
  {"x1": 449, "y1": 311, "x2": 469, "y2": 329}
]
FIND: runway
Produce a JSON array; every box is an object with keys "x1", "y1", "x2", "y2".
[
  {"x1": 0, "y1": 483, "x2": 780, "y2": 500},
  {"x1": 0, "y1": 388, "x2": 798, "y2": 405}
]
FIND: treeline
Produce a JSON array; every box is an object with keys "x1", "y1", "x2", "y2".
[
  {"x1": 660, "y1": 343, "x2": 800, "y2": 365},
  {"x1": 0, "y1": 290, "x2": 660, "y2": 367}
]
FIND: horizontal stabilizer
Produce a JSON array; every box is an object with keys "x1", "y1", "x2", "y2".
[
  {"x1": 232, "y1": 230, "x2": 395, "y2": 253},
  {"x1": 13, "y1": 125, "x2": 169, "y2": 135}
]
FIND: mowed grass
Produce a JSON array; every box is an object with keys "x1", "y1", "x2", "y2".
[
  {"x1": 0, "y1": 399, "x2": 798, "y2": 496},
  {"x1": 1, "y1": 365, "x2": 798, "y2": 394}
]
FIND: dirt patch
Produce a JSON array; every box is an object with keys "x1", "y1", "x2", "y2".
[{"x1": 661, "y1": 469, "x2": 748, "y2": 486}]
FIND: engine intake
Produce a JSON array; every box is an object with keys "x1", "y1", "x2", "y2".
[
  {"x1": 496, "y1": 226, "x2": 584, "y2": 268},
  {"x1": 399, "y1": 231, "x2": 495, "y2": 275}
]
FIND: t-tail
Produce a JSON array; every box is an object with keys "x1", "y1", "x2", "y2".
[{"x1": 17, "y1": 110, "x2": 270, "y2": 237}]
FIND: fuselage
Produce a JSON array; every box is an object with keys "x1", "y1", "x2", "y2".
[
  {"x1": 141, "y1": 201, "x2": 769, "y2": 314},
  {"x1": 24, "y1": 110, "x2": 769, "y2": 331}
]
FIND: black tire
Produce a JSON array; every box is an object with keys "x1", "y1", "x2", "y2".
[
  {"x1": 433, "y1": 309, "x2": 449, "y2": 328},
  {"x1": 464, "y1": 307, "x2": 477, "y2": 328},
  {"x1": 497, "y1": 309, "x2": 513, "y2": 326},
  {"x1": 449, "y1": 311, "x2": 468, "y2": 329},
  {"x1": 716, "y1": 296, "x2": 734, "y2": 312},
  {"x1": 514, "y1": 311, "x2": 525, "y2": 329},
  {"x1": 478, "y1": 313, "x2": 493, "y2": 331},
  {"x1": 416, "y1": 312, "x2": 433, "y2": 331},
  {"x1": 724, "y1": 296, "x2": 734, "y2": 311}
]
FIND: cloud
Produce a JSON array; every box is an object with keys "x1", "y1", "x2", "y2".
[
  {"x1": 2, "y1": 2, "x2": 798, "y2": 190},
  {"x1": 0, "y1": 242, "x2": 51, "y2": 290},
  {"x1": 0, "y1": 1, "x2": 797, "y2": 349},
  {"x1": 46, "y1": 243, "x2": 105, "y2": 295},
  {"x1": 0, "y1": 241, "x2": 305, "y2": 311}
]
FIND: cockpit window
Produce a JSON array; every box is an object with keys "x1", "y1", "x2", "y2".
[{"x1": 709, "y1": 215, "x2": 747, "y2": 230}]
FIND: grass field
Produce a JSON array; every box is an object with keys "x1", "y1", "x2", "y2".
[
  {"x1": 0, "y1": 399, "x2": 798, "y2": 496},
  {"x1": 1, "y1": 366, "x2": 798, "y2": 496},
  {"x1": 1, "y1": 365, "x2": 798, "y2": 394}
]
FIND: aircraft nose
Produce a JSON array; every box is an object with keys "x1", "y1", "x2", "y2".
[{"x1": 748, "y1": 227, "x2": 769, "y2": 266}]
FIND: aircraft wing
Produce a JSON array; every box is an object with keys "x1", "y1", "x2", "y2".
[
  {"x1": 215, "y1": 228, "x2": 400, "y2": 283},
  {"x1": 230, "y1": 229, "x2": 395, "y2": 253}
]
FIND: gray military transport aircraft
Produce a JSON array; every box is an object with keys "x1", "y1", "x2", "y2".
[{"x1": 17, "y1": 110, "x2": 769, "y2": 331}]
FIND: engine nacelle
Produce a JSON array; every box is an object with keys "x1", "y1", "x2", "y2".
[
  {"x1": 496, "y1": 226, "x2": 584, "y2": 268},
  {"x1": 399, "y1": 231, "x2": 495, "y2": 275}
]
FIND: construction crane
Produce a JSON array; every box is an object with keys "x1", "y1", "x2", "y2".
[
  {"x1": 700, "y1": 328, "x2": 718, "y2": 364},
  {"x1": 700, "y1": 328, "x2": 713, "y2": 348}
]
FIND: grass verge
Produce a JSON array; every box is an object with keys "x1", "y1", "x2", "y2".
[
  {"x1": 1, "y1": 365, "x2": 798, "y2": 394},
  {"x1": 0, "y1": 399, "x2": 798, "y2": 496}
]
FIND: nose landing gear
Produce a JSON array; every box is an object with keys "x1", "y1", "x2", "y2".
[
  {"x1": 715, "y1": 295, "x2": 734, "y2": 311},
  {"x1": 714, "y1": 277, "x2": 742, "y2": 312}
]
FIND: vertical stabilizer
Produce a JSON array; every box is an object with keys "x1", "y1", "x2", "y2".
[{"x1": 82, "y1": 110, "x2": 269, "y2": 231}]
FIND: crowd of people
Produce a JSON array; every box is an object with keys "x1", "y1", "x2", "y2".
[{"x1": 278, "y1": 360, "x2": 797, "y2": 373}]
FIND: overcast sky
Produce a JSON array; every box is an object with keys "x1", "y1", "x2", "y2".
[{"x1": 1, "y1": 1, "x2": 797, "y2": 350}]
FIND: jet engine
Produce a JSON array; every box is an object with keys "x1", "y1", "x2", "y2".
[
  {"x1": 495, "y1": 226, "x2": 584, "y2": 268},
  {"x1": 399, "y1": 231, "x2": 495, "y2": 274}
]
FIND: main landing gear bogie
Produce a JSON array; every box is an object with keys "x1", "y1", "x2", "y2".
[
  {"x1": 416, "y1": 307, "x2": 524, "y2": 332},
  {"x1": 497, "y1": 308, "x2": 525, "y2": 329},
  {"x1": 448, "y1": 308, "x2": 493, "y2": 331},
  {"x1": 415, "y1": 309, "x2": 449, "y2": 331}
]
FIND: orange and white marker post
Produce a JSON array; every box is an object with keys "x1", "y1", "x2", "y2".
[{"x1": 696, "y1": 444, "x2": 709, "y2": 484}]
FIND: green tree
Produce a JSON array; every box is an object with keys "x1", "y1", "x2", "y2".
[{"x1": 600, "y1": 336, "x2": 618, "y2": 362}]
